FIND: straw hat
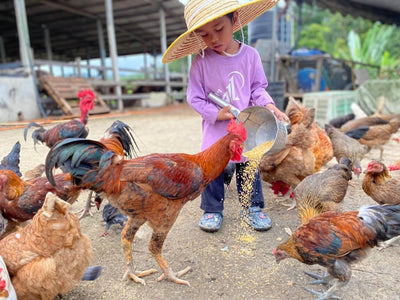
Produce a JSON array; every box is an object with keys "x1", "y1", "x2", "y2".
[{"x1": 162, "y1": 0, "x2": 279, "y2": 63}]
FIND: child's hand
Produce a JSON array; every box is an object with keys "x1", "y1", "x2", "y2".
[
  {"x1": 217, "y1": 106, "x2": 235, "y2": 121},
  {"x1": 266, "y1": 104, "x2": 289, "y2": 123}
]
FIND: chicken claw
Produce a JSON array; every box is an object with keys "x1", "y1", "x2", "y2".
[
  {"x1": 156, "y1": 266, "x2": 191, "y2": 286},
  {"x1": 122, "y1": 268, "x2": 158, "y2": 285},
  {"x1": 304, "y1": 286, "x2": 341, "y2": 300}
]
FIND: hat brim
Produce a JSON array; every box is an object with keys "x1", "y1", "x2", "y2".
[{"x1": 162, "y1": 0, "x2": 279, "y2": 63}]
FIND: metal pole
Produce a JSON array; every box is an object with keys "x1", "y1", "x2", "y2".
[
  {"x1": 0, "y1": 37, "x2": 6, "y2": 63},
  {"x1": 14, "y1": 0, "x2": 30, "y2": 70},
  {"x1": 143, "y1": 45, "x2": 148, "y2": 80},
  {"x1": 105, "y1": 0, "x2": 123, "y2": 111},
  {"x1": 159, "y1": 7, "x2": 171, "y2": 99},
  {"x1": 43, "y1": 26, "x2": 53, "y2": 75},
  {"x1": 271, "y1": 6, "x2": 277, "y2": 80},
  {"x1": 96, "y1": 19, "x2": 107, "y2": 80}
]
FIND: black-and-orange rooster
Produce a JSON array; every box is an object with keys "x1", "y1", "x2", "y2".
[
  {"x1": 273, "y1": 204, "x2": 400, "y2": 299},
  {"x1": 23, "y1": 89, "x2": 95, "y2": 149},
  {"x1": 45, "y1": 119, "x2": 247, "y2": 286}
]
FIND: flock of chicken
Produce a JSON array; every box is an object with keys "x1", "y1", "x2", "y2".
[{"x1": 0, "y1": 90, "x2": 399, "y2": 299}]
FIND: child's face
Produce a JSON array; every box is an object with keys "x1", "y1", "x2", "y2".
[{"x1": 195, "y1": 13, "x2": 237, "y2": 54}]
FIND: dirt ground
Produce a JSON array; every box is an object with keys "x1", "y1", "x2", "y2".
[{"x1": 1, "y1": 103, "x2": 400, "y2": 300}]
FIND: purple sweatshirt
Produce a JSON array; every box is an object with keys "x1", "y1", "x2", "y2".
[{"x1": 187, "y1": 43, "x2": 274, "y2": 151}]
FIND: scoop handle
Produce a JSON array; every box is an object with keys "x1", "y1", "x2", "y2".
[{"x1": 208, "y1": 93, "x2": 241, "y2": 118}]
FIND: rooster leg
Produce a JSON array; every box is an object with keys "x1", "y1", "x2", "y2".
[
  {"x1": 121, "y1": 218, "x2": 158, "y2": 285},
  {"x1": 379, "y1": 146, "x2": 384, "y2": 160},
  {"x1": 75, "y1": 191, "x2": 95, "y2": 219},
  {"x1": 377, "y1": 236, "x2": 400, "y2": 250},
  {"x1": 304, "y1": 271, "x2": 332, "y2": 285},
  {"x1": 150, "y1": 228, "x2": 191, "y2": 286}
]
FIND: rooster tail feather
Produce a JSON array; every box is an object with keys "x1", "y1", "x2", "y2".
[
  {"x1": 81, "y1": 266, "x2": 103, "y2": 281},
  {"x1": 0, "y1": 141, "x2": 22, "y2": 177},
  {"x1": 358, "y1": 204, "x2": 400, "y2": 242},
  {"x1": 23, "y1": 122, "x2": 42, "y2": 141},
  {"x1": 108, "y1": 120, "x2": 140, "y2": 158},
  {"x1": 296, "y1": 193, "x2": 324, "y2": 224},
  {"x1": 45, "y1": 138, "x2": 107, "y2": 187}
]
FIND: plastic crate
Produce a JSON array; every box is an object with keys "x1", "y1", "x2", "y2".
[{"x1": 302, "y1": 91, "x2": 357, "y2": 127}]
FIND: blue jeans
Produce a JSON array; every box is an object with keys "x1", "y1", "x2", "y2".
[{"x1": 200, "y1": 162, "x2": 265, "y2": 213}]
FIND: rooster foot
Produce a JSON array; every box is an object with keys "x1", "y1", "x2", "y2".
[
  {"x1": 122, "y1": 268, "x2": 158, "y2": 285},
  {"x1": 377, "y1": 236, "x2": 400, "y2": 251},
  {"x1": 277, "y1": 198, "x2": 296, "y2": 211},
  {"x1": 304, "y1": 286, "x2": 341, "y2": 300},
  {"x1": 157, "y1": 266, "x2": 191, "y2": 286},
  {"x1": 75, "y1": 207, "x2": 94, "y2": 220},
  {"x1": 304, "y1": 271, "x2": 331, "y2": 285}
]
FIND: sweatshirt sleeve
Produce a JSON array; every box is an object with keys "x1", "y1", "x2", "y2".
[
  {"x1": 249, "y1": 50, "x2": 275, "y2": 107},
  {"x1": 187, "y1": 56, "x2": 219, "y2": 125}
]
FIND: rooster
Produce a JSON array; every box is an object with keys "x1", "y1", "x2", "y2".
[
  {"x1": 273, "y1": 204, "x2": 400, "y2": 299},
  {"x1": 76, "y1": 120, "x2": 139, "y2": 219},
  {"x1": 0, "y1": 193, "x2": 94, "y2": 300},
  {"x1": 0, "y1": 169, "x2": 81, "y2": 238},
  {"x1": 325, "y1": 124, "x2": 369, "y2": 177},
  {"x1": 295, "y1": 157, "x2": 352, "y2": 224},
  {"x1": 45, "y1": 119, "x2": 246, "y2": 286},
  {"x1": 23, "y1": 89, "x2": 95, "y2": 149},
  {"x1": 0, "y1": 142, "x2": 21, "y2": 177}
]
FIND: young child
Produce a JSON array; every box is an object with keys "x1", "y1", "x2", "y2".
[{"x1": 162, "y1": 0, "x2": 288, "y2": 232}]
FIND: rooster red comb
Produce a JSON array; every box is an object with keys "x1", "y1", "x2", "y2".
[
  {"x1": 78, "y1": 89, "x2": 95, "y2": 111},
  {"x1": 227, "y1": 119, "x2": 247, "y2": 142},
  {"x1": 77, "y1": 89, "x2": 95, "y2": 100}
]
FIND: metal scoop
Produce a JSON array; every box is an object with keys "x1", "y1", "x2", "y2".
[{"x1": 208, "y1": 92, "x2": 287, "y2": 156}]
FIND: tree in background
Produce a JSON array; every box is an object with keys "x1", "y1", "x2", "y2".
[{"x1": 294, "y1": 4, "x2": 400, "y2": 79}]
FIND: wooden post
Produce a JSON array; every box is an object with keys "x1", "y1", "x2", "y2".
[{"x1": 105, "y1": 0, "x2": 123, "y2": 111}]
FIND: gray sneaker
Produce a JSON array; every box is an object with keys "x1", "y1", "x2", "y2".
[
  {"x1": 241, "y1": 206, "x2": 272, "y2": 231},
  {"x1": 199, "y1": 212, "x2": 223, "y2": 232}
]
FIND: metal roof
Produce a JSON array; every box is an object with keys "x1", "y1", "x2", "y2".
[
  {"x1": 0, "y1": 0, "x2": 186, "y2": 62},
  {"x1": 1, "y1": 0, "x2": 398, "y2": 63}
]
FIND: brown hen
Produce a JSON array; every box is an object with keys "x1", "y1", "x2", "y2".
[
  {"x1": 362, "y1": 160, "x2": 400, "y2": 205},
  {"x1": 325, "y1": 124, "x2": 369, "y2": 176},
  {"x1": 259, "y1": 108, "x2": 316, "y2": 208},
  {"x1": 285, "y1": 98, "x2": 333, "y2": 172},
  {"x1": 0, "y1": 193, "x2": 92, "y2": 300},
  {"x1": 345, "y1": 118, "x2": 400, "y2": 160},
  {"x1": 295, "y1": 157, "x2": 352, "y2": 224}
]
